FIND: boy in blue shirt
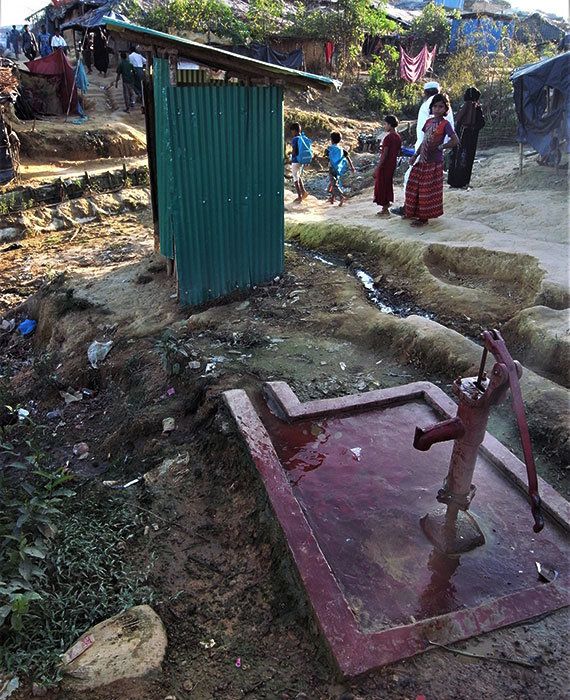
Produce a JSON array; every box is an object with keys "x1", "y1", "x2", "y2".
[
  {"x1": 289, "y1": 122, "x2": 308, "y2": 203},
  {"x1": 325, "y1": 131, "x2": 355, "y2": 206}
]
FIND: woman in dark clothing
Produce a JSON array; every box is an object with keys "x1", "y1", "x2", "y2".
[
  {"x1": 93, "y1": 27, "x2": 109, "y2": 76},
  {"x1": 83, "y1": 31, "x2": 94, "y2": 74},
  {"x1": 21, "y1": 25, "x2": 38, "y2": 61},
  {"x1": 447, "y1": 87, "x2": 485, "y2": 189}
]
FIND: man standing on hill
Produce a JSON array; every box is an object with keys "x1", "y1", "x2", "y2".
[
  {"x1": 116, "y1": 51, "x2": 137, "y2": 113},
  {"x1": 8, "y1": 26, "x2": 20, "y2": 58},
  {"x1": 37, "y1": 25, "x2": 51, "y2": 57},
  {"x1": 128, "y1": 46, "x2": 147, "y2": 100},
  {"x1": 21, "y1": 25, "x2": 38, "y2": 61},
  {"x1": 51, "y1": 28, "x2": 68, "y2": 54}
]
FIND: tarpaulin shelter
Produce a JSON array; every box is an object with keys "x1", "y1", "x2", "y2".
[
  {"x1": 511, "y1": 52, "x2": 570, "y2": 159},
  {"x1": 248, "y1": 43, "x2": 304, "y2": 70},
  {"x1": 226, "y1": 43, "x2": 304, "y2": 70},
  {"x1": 103, "y1": 17, "x2": 338, "y2": 306},
  {"x1": 61, "y1": 6, "x2": 127, "y2": 30},
  {"x1": 449, "y1": 13, "x2": 514, "y2": 53},
  {"x1": 25, "y1": 49, "x2": 78, "y2": 114}
]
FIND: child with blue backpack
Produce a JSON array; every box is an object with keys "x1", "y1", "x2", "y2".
[
  {"x1": 289, "y1": 122, "x2": 312, "y2": 203},
  {"x1": 325, "y1": 132, "x2": 355, "y2": 206}
]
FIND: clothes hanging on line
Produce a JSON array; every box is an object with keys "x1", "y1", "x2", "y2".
[{"x1": 399, "y1": 45, "x2": 436, "y2": 83}]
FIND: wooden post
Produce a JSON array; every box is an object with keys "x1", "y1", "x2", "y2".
[
  {"x1": 168, "y1": 52, "x2": 178, "y2": 87},
  {"x1": 142, "y1": 56, "x2": 160, "y2": 253}
]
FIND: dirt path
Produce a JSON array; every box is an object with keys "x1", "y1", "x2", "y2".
[
  {"x1": 286, "y1": 148, "x2": 569, "y2": 296},
  {"x1": 0, "y1": 145, "x2": 567, "y2": 698},
  {"x1": 17, "y1": 156, "x2": 148, "y2": 184}
]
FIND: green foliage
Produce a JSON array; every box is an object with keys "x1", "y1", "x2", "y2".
[
  {"x1": 1, "y1": 493, "x2": 154, "y2": 685},
  {"x1": 134, "y1": 0, "x2": 250, "y2": 43},
  {"x1": 366, "y1": 48, "x2": 423, "y2": 116},
  {"x1": 247, "y1": 0, "x2": 284, "y2": 42},
  {"x1": 155, "y1": 330, "x2": 192, "y2": 376},
  {"x1": 283, "y1": 0, "x2": 396, "y2": 75},
  {"x1": 0, "y1": 413, "x2": 154, "y2": 685},
  {"x1": 441, "y1": 39, "x2": 539, "y2": 139},
  {"x1": 0, "y1": 414, "x2": 75, "y2": 636},
  {"x1": 408, "y1": 1, "x2": 451, "y2": 51}
]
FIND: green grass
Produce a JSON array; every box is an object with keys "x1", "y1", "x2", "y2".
[{"x1": 0, "y1": 490, "x2": 155, "y2": 687}]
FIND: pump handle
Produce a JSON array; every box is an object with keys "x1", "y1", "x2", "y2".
[{"x1": 482, "y1": 330, "x2": 544, "y2": 532}]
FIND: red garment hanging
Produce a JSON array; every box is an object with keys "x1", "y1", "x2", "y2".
[
  {"x1": 325, "y1": 42, "x2": 334, "y2": 65},
  {"x1": 399, "y1": 45, "x2": 437, "y2": 83}
]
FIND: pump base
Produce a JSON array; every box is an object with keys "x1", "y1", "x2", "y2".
[{"x1": 421, "y1": 507, "x2": 485, "y2": 555}]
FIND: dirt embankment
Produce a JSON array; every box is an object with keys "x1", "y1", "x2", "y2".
[
  {"x1": 17, "y1": 123, "x2": 147, "y2": 163},
  {"x1": 287, "y1": 221, "x2": 544, "y2": 329}
]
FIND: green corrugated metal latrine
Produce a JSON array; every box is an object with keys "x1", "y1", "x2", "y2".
[{"x1": 153, "y1": 58, "x2": 284, "y2": 305}]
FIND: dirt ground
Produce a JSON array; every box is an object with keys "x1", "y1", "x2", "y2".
[
  {"x1": 0, "y1": 87, "x2": 568, "y2": 699},
  {"x1": 0, "y1": 167, "x2": 568, "y2": 699}
]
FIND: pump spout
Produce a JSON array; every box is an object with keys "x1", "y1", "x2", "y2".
[{"x1": 413, "y1": 417, "x2": 465, "y2": 451}]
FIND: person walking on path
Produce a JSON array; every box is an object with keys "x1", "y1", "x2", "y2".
[
  {"x1": 128, "y1": 47, "x2": 147, "y2": 99},
  {"x1": 21, "y1": 25, "x2": 38, "y2": 61},
  {"x1": 8, "y1": 26, "x2": 20, "y2": 59},
  {"x1": 50, "y1": 28, "x2": 67, "y2": 54},
  {"x1": 289, "y1": 122, "x2": 310, "y2": 203},
  {"x1": 37, "y1": 25, "x2": 51, "y2": 57},
  {"x1": 325, "y1": 131, "x2": 355, "y2": 207},
  {"x1": 373, "y1": 115, "x2": 402, "y2": 216},
  {"x1": 404, "y1": 93, "x2": 459, "y2": 227},
  {"x1": 448, "y1": 87, "x2": 485, "y2": 189},
  {"x1": 116, "y1": 51, "x2": 136, "y2": 113}
]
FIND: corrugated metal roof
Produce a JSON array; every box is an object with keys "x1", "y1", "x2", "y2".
[
  {"x1": 153, "y1": 58, "x2": 284, "y2": 305},
  {"x1": 381, "y1": 3, "x2": 420, "y2": 26},
  {"x1": 103, "y1": 17, "x2": 340, "y2": 91}
]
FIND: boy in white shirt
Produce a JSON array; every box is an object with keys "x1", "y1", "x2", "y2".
[
  {"x1": 51, "y1": 28, "x2": 67, "y2": 53},
  {"x1": 128, "y1": 47, "x2": 147, "y2": 98}
]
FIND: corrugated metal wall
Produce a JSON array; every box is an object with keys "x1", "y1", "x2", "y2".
[{"x1": 153, "y1": 58, "x2": 284, "y2": 305}]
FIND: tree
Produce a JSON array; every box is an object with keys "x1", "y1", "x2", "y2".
[
  {"x1": 247, "y1": 0, "x2": 284, "y2": 42},
  {"x1": 134, "y1": 0, "x2": 250, "y2": 43},
  {"x1": 408, "y1": 2, "x2": 451, "y2": 52},
  {"x1": 440, "y1": 38, "x2": 539, "y2": 138},
  {"x1": 283, "y1": 0, "x2": 396, "y2": 76}
]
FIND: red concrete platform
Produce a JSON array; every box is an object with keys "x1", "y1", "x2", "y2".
[{"x1": 223, "y1": 381, "x2": 570, "y2": 677}]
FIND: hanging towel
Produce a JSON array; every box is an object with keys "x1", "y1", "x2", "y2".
[
  {"x1": 75, "y1": 58, "x2": 89, "y2": 93},
  {"x1": 399, "y1": 45, "x2": 437, "y2": 83}
]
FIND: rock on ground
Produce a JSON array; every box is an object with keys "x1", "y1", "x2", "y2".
[{"x1": 62, "y1": 605, "x2": 167, "y2": 691}]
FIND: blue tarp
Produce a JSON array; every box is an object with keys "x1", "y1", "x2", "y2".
[
  {"x1": 511, "y1": 52, "x2": 570, "y2": 157},
  {"x1": 61, "y1": 7, "x2": 127, "y2": 30},
  {"x1": 450, "y1": 17, "x2": 514, "y2": 54},
  {"x1": 434, "y1": 0, "x2": 464, "y2": 10}
]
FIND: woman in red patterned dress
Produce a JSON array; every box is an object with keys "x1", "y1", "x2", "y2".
[{"x1": 405, "y1": 93, "x2": 459, "y2": 228}]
